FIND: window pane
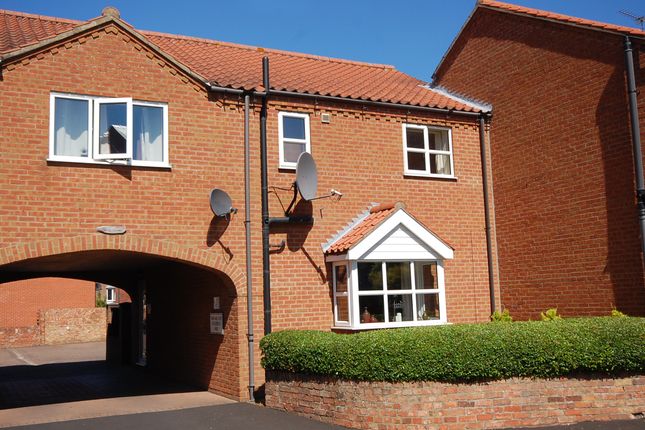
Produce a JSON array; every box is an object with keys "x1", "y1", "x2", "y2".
[
  {"x1": 334, "y1": 265, "x2": 348, "y2": 293},
  {"x1": 388, "y1": 294, "x2": 414, "y2": 322},
  {"x1": 98, "y1": 103, "x2": 127, "y2": 155},
  {"x1": 54, "y1": 98, "x2": 89, "y2": 157},
  {"x1": 336, "y1": 296, "x2": 349, "y2": 322},
  {"x1": 430, "y1": 154, "x2": 452, "y2": 175},
  {"x1": 284, "y1": 141, "x2": 306, "y2": 163},
  {"x1": 407, "y1": 152, "x2": 426, "y2": 171},
  {"x1": 133, "y1": 105, "x2": 163, "y2": 162},
  {"x1": 283, "y1": 116, "x2": 306, "y2": 139},
  {"x1": 405, "y1": 127, "x2": 425, "y2": 149},
  {"x1": 428, "y1": 131, "x2": 449, "y2": 151},
  {"x1": 416, "y1": 293, "x2": 440, "y2": 320},
  {"x1": 386, "y1": 262, "x2": 411, "y2": 290},
  {"x1": 415, "y1": 262, "x2": 438, "y2": 290},
  {"x1": 358, "y1": 262, "x2": 383, "y2": 291},
  {"x1": 359, "y1": 296, "x2": 384, "y2": 323}
]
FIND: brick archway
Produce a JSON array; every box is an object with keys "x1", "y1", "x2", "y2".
[{"x1": 0, "y1": 234, "x2": 245, "y2": 293}]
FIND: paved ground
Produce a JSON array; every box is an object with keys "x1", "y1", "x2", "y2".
[
  {"x1": 0, "y1": 343, "x2": 642, "y2": 430},
  {"x1": 0, "y1": 342, "x2": 346, "y2": 429},
  {"x1": 2, "y1": 403, "x2": 350, "y2": 430}
]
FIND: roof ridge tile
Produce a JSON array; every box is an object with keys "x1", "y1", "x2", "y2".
[
  {"x1": 478, "y1": 0, "x2": 645, "y2": 37},
  {"x1": 142, "y1": 29, "x2": 396, "y2": 70}
]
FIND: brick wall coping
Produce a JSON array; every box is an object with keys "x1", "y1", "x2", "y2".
[{"x1": 265, "y1": 371, "x2": 645, "y2": 430}]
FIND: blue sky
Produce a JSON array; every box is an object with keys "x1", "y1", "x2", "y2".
[{"x1": 2, "y1": 1, "x2": 644, "y2": 81}]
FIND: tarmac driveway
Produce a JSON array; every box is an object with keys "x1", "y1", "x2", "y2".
[{"x1": 0, "y1": 342, "x2": 346, "y2": 429}]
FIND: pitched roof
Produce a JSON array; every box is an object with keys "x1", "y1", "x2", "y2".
[
  {"x1": 325, "y1": 203, "x2": 399, "y2": 255},
  {"x1": 0, "y1": 9, "x2": 480, "y2": 113},
  {"x1": 479, "y1": 0, "x2": 645, "y2": 38}
]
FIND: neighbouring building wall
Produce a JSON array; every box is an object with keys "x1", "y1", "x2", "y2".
[
  {"x1": 0, "y1": 278, "x2": 95, "y2": 328},
  {"x1": 434, "y1": 9, "x2": 645, "y2": 319},
  {"x1": 0, "y1": 278, "x2": 104, "y2": 347}
]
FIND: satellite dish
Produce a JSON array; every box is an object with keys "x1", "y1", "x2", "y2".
[
  {"x1": 295, "y1": 152, "x2": 318, "y2": 201},
  {"x1": 210, "y1": 188, "x2": 235, "y2": 217}
]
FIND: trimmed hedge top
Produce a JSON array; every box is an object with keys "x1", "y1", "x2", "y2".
[{"x1": 260, "y1": 317, "x2": 645, "y2": 382}]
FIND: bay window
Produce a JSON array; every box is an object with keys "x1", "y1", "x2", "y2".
[{"x1": 333, "y1": 259, "x2": 447, "y2": 328}]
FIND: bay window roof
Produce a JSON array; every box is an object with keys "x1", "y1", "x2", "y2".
[{"x1": 323, "y1": 202, "x2": 454, "y2": 261}]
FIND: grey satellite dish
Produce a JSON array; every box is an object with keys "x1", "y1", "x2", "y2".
[
  {"x1": 210, "y1": 188, "x2": 235, "y2": 217},
  {"x1": 295, "y1": 152, "x2": 318, "y2": 201}
]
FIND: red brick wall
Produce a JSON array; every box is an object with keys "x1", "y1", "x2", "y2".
[
  {"x1": 0, "y1": 278, "x2": 94, "y2": 327},
  {"x1": 266, "y1": 372, "x2": 645, "y2": 430},
  {"x1": 434, "y1": 9, "x2": 645, "y2": 319},
  {"x1": 0, "y1": 21, "x2": 494, "y2": 397}
]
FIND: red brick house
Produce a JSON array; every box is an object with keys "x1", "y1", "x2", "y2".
[
  {"x1": 434, "y1": 0, "x2": 645, "y2": 320},
  {"x1": 0, "y1": 7, "x2": 496, "y2": 399}
]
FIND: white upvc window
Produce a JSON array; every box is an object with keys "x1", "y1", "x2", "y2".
[
  {"x1": 106, "y1": 286, "x2": 117, "y2": 304},
  {"x1": 278, "y1": 111, "x2": 310, "y2": 169},
  {"x1": 332, "y1": 263, "x2": 351, "y2": 327},
  {"x1": 402, "y1": 124, "x2": 454, "y2": 178},
  {"x1": 333, "y1": 259, "x2": 447, "y2": 329},
  {"x1": 49, "y1": 92, "x2": 169, "y2": 168},
  {"x1": 356, "y1": 260, "x2": 446, "y2": 328}
]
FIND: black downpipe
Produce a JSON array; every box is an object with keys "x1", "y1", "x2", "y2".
[
  {"x1": 260, "y1": 57, "x2": 272, "y2": 335},
  {"x1": 624, "y1": 36, "x2": 645, "y2": 262},
  {"x1": 479, "y1": 114, "x2": 496, "y2": 314}
]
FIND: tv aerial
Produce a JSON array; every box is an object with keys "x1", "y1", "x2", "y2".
[
  {"x1": 210, "y1": 188, "x2": 237, "y2": 220},
  {"x1": 620, "y1": 10, "x2": 645, "y2": 30},
  {"x1": 283, "y1": 152, "x2": 342, "y2": 216}
]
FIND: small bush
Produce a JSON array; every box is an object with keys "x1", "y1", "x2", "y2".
[
  {"x1": 611, "y1": 309, "x2": 627, "y2": 318},
  {"x1": 491, "y1": 309, "x2": 513, "y2": 322},
  {"x1": 96, "y1": 297, "x2": 106, "y2": 308},
  {"x1": 260, "y1": 317, "x2": 645, "y2": 383},
  {"x1": 540, "y1": 308, "x2": 562, "y2": 321}
]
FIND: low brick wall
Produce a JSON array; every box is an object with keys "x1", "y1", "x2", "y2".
[
  {"x1": 41, "y1": 308, "x2": 106, "y2": 345},
  {"x1": 0, "y1": 326, "x2": 42, "y2": 347},
  {"x1": 266, "y1": 372, "x2": 645, "y2": 430}
]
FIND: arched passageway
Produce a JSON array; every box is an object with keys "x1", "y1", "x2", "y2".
[{"x1": 0, "y1": 240, "x2": 242, "y2": 408}]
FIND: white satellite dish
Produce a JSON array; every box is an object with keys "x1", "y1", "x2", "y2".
[
  {"x1": 295, "y1": 152, "x2": 318, "y2": 201},
  {"x1": 210, "y1": 188, "x2": 235, "y2": 217}
]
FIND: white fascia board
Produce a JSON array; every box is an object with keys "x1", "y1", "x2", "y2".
[{"x1": 347, "y1": 210, "x2": 454, "y2": 260}]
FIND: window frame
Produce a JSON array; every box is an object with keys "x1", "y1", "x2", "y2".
[
  {"x1": 93, "y1": 97, "x2": 133, "y2": 160},
  {"x1": 48, "y1": 92, "x2": 170, "y2": 168},
  {"x1": 106, "y1": 286, "x2": 117, "y2": 305},
  {"x1": 278, "y1": 111, "x2": 311, "y2": 170},
  {"x1": 402, "y1": 124, "x2": 454, "y2": 179},
  {"x1": 332, "y1": 262, "x2": 351, "y2": 327},
  {"x1": 332, "y1": 259, "x2": 447, "y2": 330}
]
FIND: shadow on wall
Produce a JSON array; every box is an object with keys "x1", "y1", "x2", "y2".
[
  {"x1": 269, "y1": 200, "x2": 326, "y2": 284},
  {"x1": 145, "y1": 260, "x2": 239, "y2": 396},
  {"x1": 597, "y1": 65, "x2": 645, "y2": 315}
]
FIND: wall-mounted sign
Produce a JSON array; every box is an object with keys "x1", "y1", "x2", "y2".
[
  {"x1": 210, "y1": 312, "x2": 223, "y2": 335},
  {"x1": 213, "y1": 296, "x2": 220, "y2": 310}
]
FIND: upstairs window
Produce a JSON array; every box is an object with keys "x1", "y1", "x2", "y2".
[
  {"x1": 403, "y1": 124, "x2": 453, "y2": 178},
  {"x1": 278, "y1": 111, "x2": 310, "y2": 169},
  {"x1": 50, "y1": 93, "x2": 169, "y2": 167}
]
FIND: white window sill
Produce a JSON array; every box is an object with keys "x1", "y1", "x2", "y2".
[
  {"x1": 332, "y1": 320, "x2": 448, "y2": 331},
  {"x1": 404, "y1": 171, "x2": 457, "y2": 180},
  {"x1": 279, "y1": 164, "x2": 297, "y2": 171},
  {"x1": 47, "y1": 157, "x2": 172, "y2": 169}
]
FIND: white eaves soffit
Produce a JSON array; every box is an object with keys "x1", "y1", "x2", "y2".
[{"x1": 345, "y1": 210, "x2": 454, "y2": 261}]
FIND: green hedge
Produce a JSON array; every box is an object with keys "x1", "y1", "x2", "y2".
[{"x1": 260, "y1": 317, "x2": 645, "y2": 382}]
